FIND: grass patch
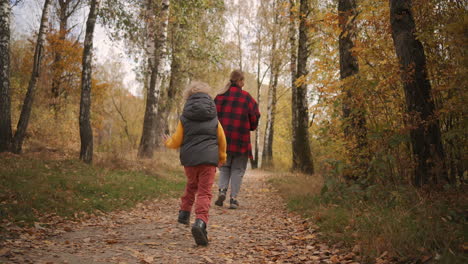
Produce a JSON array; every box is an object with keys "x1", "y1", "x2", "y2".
[
  {"x1": 0, "y1": 152, "x2": 185, "y2": 226},
  {"x1": 269, "y1": 175, "x2": 467, "y2": 263}
]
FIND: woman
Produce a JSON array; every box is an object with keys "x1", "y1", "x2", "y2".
[{"x1": 214, "y1": 70, "x2": 260, "y2": 209}]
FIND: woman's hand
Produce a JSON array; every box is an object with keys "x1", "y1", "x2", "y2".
[{"x1": 162, "y1": 134, "x2": 170, "y2": 142}]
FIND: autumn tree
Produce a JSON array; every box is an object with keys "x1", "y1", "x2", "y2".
[
  {"x1": 389, "y1": 0, "x2": 447, "y2": 186},
  {"x1": 79, "y1": 0, "x2": 100, "y2": 163},
  {"x1": 262, "y1": 0, "x2": 286, "y2": 168},
  {"x1": 50, "y1": 0, "x2": 83, "y2": 113},
  {"x1": 290, "y1": 0, "x2": 314, "y2": 174},
  {"x1": 11, "y1": 0, "x2": 52, "y2": 153}
]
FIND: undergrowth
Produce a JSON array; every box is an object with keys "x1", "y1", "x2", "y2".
[
  {"x1": 0, "y1": 151, "x2": 185, "y2": 226},
  {"x1": 270, "y1": 175, "x2": 467, "y2": 264}
]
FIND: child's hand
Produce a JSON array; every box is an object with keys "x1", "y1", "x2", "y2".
[{"x1": 162, "y1": 134, "x2": 170, "y2": 142}]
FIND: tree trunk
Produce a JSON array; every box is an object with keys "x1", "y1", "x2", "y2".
[
  {"x1": 389, "y1": 0, "x2": 447, "y2": 186},
  {"x1": 262, "y1": 64, "x2": 279, "y2": 169},
  {"x1": 79, "y1": 0, "x2": 99, "y2": 163},
  {"x1": 291, "y1": 0, "x2": 314, "y2": 174},
  {"x1": 138, "y1": 0, "x2": 170, "y2": 158},
  {"x1": 338, "y1": 0, "x2": 368, "y2": 180},
  {"x1": 0, "y1": 0, "x2": 12, "y2": 152},
  {"x1": 11, "y1": 0, "x2": 52, "y2": 154},
  {"x1": 262, "y1": 4, "x2": 280, "y2": 169},
  {"x1": 251, "y1": 30, "x2": 262, "y2": 169}
]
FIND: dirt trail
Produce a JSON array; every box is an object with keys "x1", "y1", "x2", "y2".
[{"x1": 1, "y1": 170, "x2": 359, "y2": 264}]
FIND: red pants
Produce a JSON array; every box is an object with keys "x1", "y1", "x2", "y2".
[{"x1": 181, "y1": 165, "x2": 216, "y2": 224}]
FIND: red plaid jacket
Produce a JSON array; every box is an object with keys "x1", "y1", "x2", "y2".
[{"x1": 215, "y1": 85, "x2": 260, "y2": 158}]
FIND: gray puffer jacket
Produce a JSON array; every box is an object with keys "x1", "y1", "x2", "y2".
[{"x1": 179, "y1": 93, "x2": 219, "y2": 166}]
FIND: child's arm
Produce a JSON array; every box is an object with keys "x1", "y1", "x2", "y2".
[
  {"x1": 217, "y1": 121, "x2": 227, "y2": 164},
  {"x1": 165, "y1": 121, "x2": 184, "y2": 149}
]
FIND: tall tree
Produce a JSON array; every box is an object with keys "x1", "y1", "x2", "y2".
[
  {"x1": 138, "y1": 0, "x2": 170, "y2": 158},
  {"x1": 338, "y1": 0, "x2": 368, "y2": 179},
  {"x1": 290, "y1": 0, "x2": 314, "y2": 174},
  {"x1": 389, "y1": 0, "x2": 447, "y2": 185},
  {"x1": 79, "y1": 0, "x2": 100, "y2": 163},
  {"x1": 251, "y1": 19, "x2": 266, "y2": 169},
  {"x1": 262, "y1": 0, "x2": 282, "y2": 168},
  {"x1": 11, "y1": 0, "x2": 52, "y2": 154},
  {"x1": 0, "y1": 0, "x2": 12, "y2": 152}
]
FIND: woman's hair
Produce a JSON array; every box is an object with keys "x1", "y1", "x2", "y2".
[
  {"x1": 182, "y1": 81, "x2": 212, "y2": 100},
  {"x1": 218, "y1": 69, "x2": 245, "y2": 95}
]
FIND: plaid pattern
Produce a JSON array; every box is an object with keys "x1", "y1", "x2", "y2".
[{"x1": 215, "y1": 85, "x2": 260, "y2": 158}]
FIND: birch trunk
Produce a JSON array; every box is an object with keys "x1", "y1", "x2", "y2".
[
  {"x1": 291, "y1": 0, "x2": 314, "y2": 174},
  {"x1": 138, "y1": 0, "x2": 170, "y2": 158},
  {"x1": 262, "y1": 4, "x2": 280, "y2": 169},
  {"x1": 339, "y1": 0, "x2": 368, "y2": 179},
  {"x1": 262, "y1": 64, "x2": 279, "y2": 168},
  {"x1": 0, "y1": 0, "x2": 12, "y2": 152},
  {"x1": 389, "y1": 0, "x2": 447, "y2": 186},
  {"x1": 78, "y1": 0, "x2": 99, "y2": 163},
  {"x1": 251, "y1": 29, "x2": 262, "y2": 169},
  {"x1": 12, "y1": 0, "x2": 52, "y2": 154}
]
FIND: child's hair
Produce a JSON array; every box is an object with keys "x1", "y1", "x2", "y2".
[
  {"x1": 218, "y1": 69, "x2": 244, "y2": 95},
  {"x1": 182, "y1": 81, "x2": 212, "y2": 100}
]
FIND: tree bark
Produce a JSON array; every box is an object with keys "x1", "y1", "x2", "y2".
[
  {"x1": 0, "y1": 0, "x2": 12, "y2": 152},
  {"x1": 262, "y1": 64, "x2": 279, "y2": 168},
  {"x1": 138, "y1": 0, "x2": 170, "y2": 158},
  {"x1": 11, "y1": 0, "x2": 52, "y2": 154},
  {"x1": 338, "y1": 0, "x2": 368, "y2": 179},
  {"x1": 291, "y1": 0, "x2": 314, "y2": 174},
  {"x1": 389, "y1": 0, "x2": 447, "y2": 186},
  {"x1": 79, "y1": 0, "x2": 99, "y2": 163}
]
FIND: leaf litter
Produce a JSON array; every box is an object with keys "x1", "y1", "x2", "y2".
[{"x1": 0, "y1": 170, "x2": 376, "y2": 263}]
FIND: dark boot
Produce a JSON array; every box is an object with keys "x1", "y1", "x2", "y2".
[
  {"x1": 191, "y1": 218, "x2": 208, "y2": 246},
  {"x1": 214, "y1": 188, "x2": 227, "y2": 207},
  {"x1": 229, "y1": 198, "x2": 239, "y2": 209},
  {"x1": 178, "y1": 210, "x2": 190, "y2": 225}
]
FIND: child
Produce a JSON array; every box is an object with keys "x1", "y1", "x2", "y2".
[{"x1": 163, "y1": 81, "x2": 227, "y2": 246}]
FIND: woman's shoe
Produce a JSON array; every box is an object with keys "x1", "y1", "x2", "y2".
[
  {"x1": 229, "y1": 198, "x2": 239, "y2": 209},
  {"x1": 214, "y1": 189, "x2": 227, "y2": 206}
]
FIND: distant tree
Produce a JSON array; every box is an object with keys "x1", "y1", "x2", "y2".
[
  {"x1": 50, "y1": 0, "x2": 84, "y2": 113},
  {"x1": 389, "y1": 0, "x2": 447, "y2": 185},
  {"x1": 12, "y1": 0, "x2": 52, "y2": 153},
  {"x1": 79, "y1": 0, "x2": 100, "y2": 163}
]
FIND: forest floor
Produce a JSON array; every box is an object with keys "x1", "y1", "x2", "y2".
[{"x1": 0, "y1": 170, "x2": 366, "y2": 264}]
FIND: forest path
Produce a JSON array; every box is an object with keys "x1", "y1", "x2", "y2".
[{"x1": 1, "y1": 170, "x2": 359, "y2": 264}]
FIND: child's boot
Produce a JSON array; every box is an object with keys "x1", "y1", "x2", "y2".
[
  {"x1": 178, "y1": 210, "x2": 190, "y2": 225},
  {"x1": 191, "y1": 218, "x2": 208, "y2": 246}
]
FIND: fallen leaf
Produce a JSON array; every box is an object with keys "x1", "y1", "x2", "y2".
[{"x1": 202, "y1": 256, "x2": 214, "y2": 263}]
